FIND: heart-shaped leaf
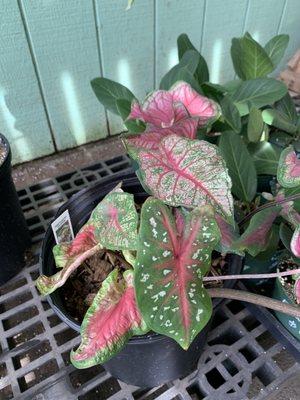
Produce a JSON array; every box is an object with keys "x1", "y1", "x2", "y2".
[
  {"x1": 219, "y1": 131, "x2": 257, "y2": 202},
  {"x1": 248, "y1": 141, "x2": 281, "y2": 175},
  {"x1": 233, "y1": 207, "x2": 280, "y2": 256},
  {"x1": 71, "y1": 269, "x2": 148, "y2": 368},
  {"x1": 36, "y1": 186, "x2": 138, "y2": 296},
  {"x1": 135, "y1": 198, "x2": 220, "y2": 349},
  {"x1": 264, "y1": 34, "x2": 289, "y2": 67},
  {"x1": 215, "y1": 214, "x2": 242, "y2": 255},
  {"x1": 177, "y1": 33, "x2": 209, "y2": 84},
  {"x1": 277, "y1": 146, "x2": 300, "y2": 188},
  {"x1": 291, "y1": 225, "x2": 300, "y2": 258},
  {"x1": 231, "y1": 78, "x2": 287, "y2": 116},
  {"x1": 91, "y1": 78, "x2": 136, "y2": 115},
  {"x1": 128, "y1": 134, "x2": 233, "y2": 221}
]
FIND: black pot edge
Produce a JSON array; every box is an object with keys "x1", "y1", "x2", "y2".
[
  {"x1": 41, "y1": 174, "x2": 244, "y2": 344},
  {"x1": 0, "y1": 133, "x2": 11, "y2": 179}
]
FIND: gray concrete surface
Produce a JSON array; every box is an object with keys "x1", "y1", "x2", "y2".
[{"x1": 12, "y1": 136, "x2": 125, "y2": 189}]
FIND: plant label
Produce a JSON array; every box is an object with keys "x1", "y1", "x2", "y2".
[{"x1": 51, "y1": 210, "x2": 74, "y2": 244}]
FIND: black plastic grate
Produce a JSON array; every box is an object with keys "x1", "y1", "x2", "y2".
[{"x1": 0, "y1": 154, "x2": 299, "y2": 400}]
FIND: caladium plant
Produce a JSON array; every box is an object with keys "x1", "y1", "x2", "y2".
[{"x1": 36, "y1": 31, "x2": 300, "y2": 372}]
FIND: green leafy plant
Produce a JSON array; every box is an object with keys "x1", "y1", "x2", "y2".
[{"x1": 36, "y1": 32, "x2": 300, "y2": 368}]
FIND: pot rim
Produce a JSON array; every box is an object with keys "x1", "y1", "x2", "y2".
[
  {"x1": 0, "y1": 133, "x2": 11, "y2": 178},
  {"x1": 40, "y1": 174, "x2": 244, "y2": 344}
]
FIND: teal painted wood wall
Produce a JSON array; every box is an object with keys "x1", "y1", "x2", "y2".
[{"x1": 1, "y1": 0, "x2": 300, "y2": 164}]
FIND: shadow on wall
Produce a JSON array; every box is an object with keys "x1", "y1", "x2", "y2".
[{"x1": 0, "y1": 88, "x2": 33, "y2": 163}]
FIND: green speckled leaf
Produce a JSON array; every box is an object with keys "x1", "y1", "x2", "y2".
[{"x1": 135, "y1": 198, "x2": 220, "y2": 349}]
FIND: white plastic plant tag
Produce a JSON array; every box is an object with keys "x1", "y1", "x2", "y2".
[{"x1": 51, "y1": 210, "x2": 74, "y2": 244}]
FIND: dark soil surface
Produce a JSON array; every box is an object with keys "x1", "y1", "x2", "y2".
[
  {"x1": 62, "y1": 250, "x2": 228, "y2": 323},
  {"x1": 62, "y1": 250, "x2": 131, "y2": 322},
  {"x1": 278, "y1": 258, "x2": 300, "y2": 303},
  {"x1": 0, "y1": 137, "x2": 7, "y2": 166}
]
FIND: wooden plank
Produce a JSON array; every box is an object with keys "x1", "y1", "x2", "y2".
[
  {"x1": 201, "y1": 0, "x2": 248, "y2": 84},
  {"x1": 155, "y1": 0, "x2": 205, "y2": 88},
  {"x1": 276, "y1": 0, "x2": 300, "y2": 73},
  {"x1": 20, "y1": 0, "x2": 108, "y2": 151},
  {"x1": 0, "y1": 0, "x2": 54, "y2": 164},
  {"x1": 243, "y1": 0, "x2": 286, "y2": 45},
  {"x1": 95, "y1": 0, "x2": 154, "y2": 134}
]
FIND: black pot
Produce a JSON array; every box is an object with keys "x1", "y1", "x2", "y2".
[
  {"x1": 0, "y1": 134, "x2": 31, "y2": 285},
  {"x1": 41, "y1": 172, "x2": 243, "y2": 387}
]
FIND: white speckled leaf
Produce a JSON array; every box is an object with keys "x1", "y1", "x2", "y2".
[
  {"x1": 277, "y1": 146, "x2": 300, "y2": 188},
  {"x1": 130, "y1": 135, "x2": 233, "y2": 221},
  {"x1": 135, "y1": 198, "x2": 220, "y2": 349}
]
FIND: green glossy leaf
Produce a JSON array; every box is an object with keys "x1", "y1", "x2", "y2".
[
  {"x1": 270, "y1": 131, "x2": 293, "y2": 148},
  {"x1": 277, "y1": 146, "x2": 300, "y2": 188},
  {"x1": 219, "y1": 131, "x2": 257, "y2": 202},
  {"x1": 128, "y1": 134, "x2": 234, "y2": 221},
  {"x1": 91, "y1": 78, "x2": 135, "y2": 115},
  {"x1": 231, "y1": 78, "x2": 287, "y2": 116},
  {"x1": 116, "y1": 99, "x2": 145, "y2": 133},
  {"x1": 280, "y1": 222, "x2": 293, "y2": 252},
  {"x1": 264, "y1": 34, "x2": 289, "y2": 67},
  {"x1": 201, "y1": 82, "x2": 226, "y2": 101},
  {"x1": 135, "y1": 198, "x2": 219, "y2": 349},
  {"x1": 234, "y1": 206, "x2": 280, "y2": 256},
  {"x1": 248, "y1": 141, "x2": 281, "y2": 175},
  {"x1": 71, "y1": 269, "x2": 148, "y2": 368},
  {"x1": 231, "y1": 33, "x2": 274, "y2": 80},
  {"x1": 160, "y1": 50, "x2": 201, "y2": 91},
  {"x1": 220, "y1": 96, "x2": 241, "y2": 133},
  {"x1": 262, "y1": 109, "x2": 297, "y2": 134},
  {"x1": 275, "y1": 93, "x2": 298, "y2": 125},
  {"x1": 177, "y1": 33, "x2": 209, "y2": 84},
  {"x1": 247, "y1": 108, "x2": 264, "y2": 142}
]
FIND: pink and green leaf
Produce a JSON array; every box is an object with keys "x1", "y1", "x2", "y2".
[
  {"x1": 128, "y1": 134, "x2": 233, "y2": 222},
  {"x1": 36, "y1": 186, "x2": 138, "y2": 296},
  {"x1": 233, "y1": 207, "x2": 280, "y2": 256},
  {"x1": 277, "y1": 146, "x2": 300, "y2": 188},
  {"x1": 294, "y1": 277, "x2": 300, "y2": 304},
  {"x1": 71, "y1": 269, "x2": 148, "y2": 368},
  {"x1": 291, "y1": 225, "x2": 300, "y2": 258},
  {"x1": 135, "y1": 197, "x2": 220, "y2": 349},
  {"x1": 215, "y1": 214, "x2": 242, "y2": 255}
]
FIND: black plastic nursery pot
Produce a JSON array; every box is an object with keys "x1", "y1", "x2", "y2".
[
  {"x1": 0, "y1": 133, "x2": 31, "y2": 285},
  {"x1": 41, "y1": 172, "x2": 243, "y2": 387}
]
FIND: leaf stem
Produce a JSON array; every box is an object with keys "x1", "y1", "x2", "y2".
[
  {"x1": 208, "y1": 288, "x2": 300, "y2": 317},
  {"x1": 203, "y1": 268, "x2": 300, "y2": 282},
  {"x1": 239, "y1": 193, "x2": 300, "y2": 227}
]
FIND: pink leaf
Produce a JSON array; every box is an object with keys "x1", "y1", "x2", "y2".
[
  {"x1": 131, "y1": 134, "x2": 234, "y2": 221},
  {"x1": 291, "y1": 225, "x2": 300, "y2": 258},
  {"x1": 215, "y1": 214, "x2": 241, "y2": 254},
  {"x1": 170, "y1": 81, "x2": 219, "y2": 127},
  {"x1": 71, "y1": 269, "x2": 148, "y2": 368},
  {"x1": 294, "y1": 278, "x2": 300, "y2": 304},
  {"x1": 277, "y1": 146, "x2": 300, "y2": 188}
]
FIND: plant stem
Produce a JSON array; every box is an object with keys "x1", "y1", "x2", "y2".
[
  {"x1": 203, "y1": 268, "x2": 300, "y2": 282},
  {"x1": 239, "y1": 193, "x2": 300, "y2": 227},
  {"x1": 208, "y1": 288, "x2": 300, "y2": 317}
]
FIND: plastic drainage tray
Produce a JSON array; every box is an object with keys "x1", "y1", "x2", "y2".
[{"x1": 0, "y1": 155, "x2": 300, "y2": 400}]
